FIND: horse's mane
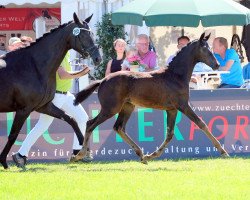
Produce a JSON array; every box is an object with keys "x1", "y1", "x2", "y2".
[
  {"x1": 5, "y1": 21, "x2": 73, "y2": 57},
  {"x1": 29, "y1": 20, "x2": 73, "y2": 48}
]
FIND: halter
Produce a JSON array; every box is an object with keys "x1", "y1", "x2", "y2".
[{"x1": 73, "y1": 26, "x2": 98, "y2": 59}]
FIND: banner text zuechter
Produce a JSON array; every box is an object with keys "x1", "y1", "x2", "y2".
[{"x1": 191, "y1": 102, "x2": 250, "y2": 112}]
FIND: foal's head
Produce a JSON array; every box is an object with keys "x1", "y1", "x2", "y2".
[
  {"x1": 70, "y1": 13, "x2": 102, "y2": 65},
  {"x1": 194, "y1": 33, "x2": 219, "y2": 70}
]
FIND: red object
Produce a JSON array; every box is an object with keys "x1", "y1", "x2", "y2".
[{"x1": 0, "y1": 8, "x2": 61, "y2": 30}]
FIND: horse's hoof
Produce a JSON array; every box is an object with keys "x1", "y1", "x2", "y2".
[
  {"x1": 69, "y1": 154, "x2": 79, "y2": 163},
  {"x1": 3, "y1": 164, "x2": 9, "y2": 170},
  {"x1": 0, "y1": 161, "x2": 9, "y2": 169},
  {"x1": 141, "y1": 155, "x2": 149, "y2": 165},
  {"x1": 74, "y1": 149, "x2": 86, "y2": 161},
  {"x1": 221, "y1": 152, "x2": 230, "y2": 158},
  {"x1": 141, "y1": 159, "x2": 148, "y2": 165}
]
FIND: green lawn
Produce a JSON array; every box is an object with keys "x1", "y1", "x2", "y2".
[{"x1": 0, "y1": 157, "x2": 249, "y2": 200}]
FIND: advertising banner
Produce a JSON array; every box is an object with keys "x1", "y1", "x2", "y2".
[
  {"x1": 0, "y1": 8, "x2": 60, "y2": 30},
  {"x1": 0, "y1": 89, "x2": 250, "y2": 162}
]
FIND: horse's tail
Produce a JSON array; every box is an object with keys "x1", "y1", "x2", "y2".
[{"x1": 74, "y1": 80, "x2": 101, "y2": 105}]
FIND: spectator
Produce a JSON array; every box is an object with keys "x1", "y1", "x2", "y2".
[
  {"x1": 0, "y1": 50, "x2": 5, "y2": 56},
  {"x1": 121, "y1": 46, "x2": 145, "y2": 72},
  {"x1": 167, "y1": 36, "x2": 212, "y2": 71},
  {"x1": 166, "y1": 36, "x2": 190, "y2": 66},
  {"x1": 213, "y1": 37, "x2": 244, "y2": 88},
  {"x1": 135, "y1": 34, "x2": 157, "y2": 72},
  {"x1": 105, "y1": 38, "x2": 126, "y2": 76},
  {"x1": 242, "y1": 62, "x2": 250, "y2": 80},
  {"x1": 0, "y1": 34, "x2": 6, "y2": 56},
  {"x1": 8, "y1": 37, "x2": 24, "y2": 51},
  {"x1": 240, "y1": 63, "x2": 250, "y2": 89},
  {"x1": 21, "y1": 35, "x2": 33, "y2": 47},
  {"x1": 166, "y1": 35, "x2": 213, "y2": 89},
  {"x1": 0, "y1": 37, "x2": 25, "y2": 58}
]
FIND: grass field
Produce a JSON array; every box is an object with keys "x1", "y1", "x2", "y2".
[{"x1": 0, "y1": 157, "x2": 250, "y2": 200}]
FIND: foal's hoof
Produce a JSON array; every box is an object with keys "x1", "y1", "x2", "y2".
[
  {"x1": 141, "y1": 159, "x2": 148, "y2": 165},
  {"x1": 141, "y1": 155, "x2": 149, "y2": 165},
  {"x1": 221, "y1": 152, "x2": 230, "y2": 158},
  {"x1": 69, "y1": 154, "x2": 78, "y2": 163},
  {"x1": 74, "y1": 149, "x2": 86, "y2": 161}
]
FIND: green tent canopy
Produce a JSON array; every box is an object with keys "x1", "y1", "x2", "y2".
[{"x1": 111, "y1": 0, "x2": 250, "y2": 27}]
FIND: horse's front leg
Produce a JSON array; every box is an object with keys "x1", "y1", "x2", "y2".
[
  {"x1": 142, "y1": 109, "x2": 177, "y2": 162},
  {"x1": 0, "y1": 110, "x2": 30, "y2": 169},
  {"x1": 179, "y1": 103, "x2": 229, "y2": 157},
  {"x1": 74, "y1": 103, "x2": 146, "y2": 163}
]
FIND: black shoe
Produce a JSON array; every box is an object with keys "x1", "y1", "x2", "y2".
[{"x1": 12, "y1": 153, "x2": 27, "y2": 168}]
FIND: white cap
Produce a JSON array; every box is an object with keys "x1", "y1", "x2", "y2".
[{"x1": 9, "y1": 37, "x2": 22, "y2": 45}]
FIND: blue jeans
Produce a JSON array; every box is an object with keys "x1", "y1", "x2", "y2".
[{"x1": 218, "y1": 83, "x2": 241, "y2": 88}]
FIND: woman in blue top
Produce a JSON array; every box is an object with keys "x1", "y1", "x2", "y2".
[{"x1": 213, "y1": 37, "x2": 244, "y2": 88}]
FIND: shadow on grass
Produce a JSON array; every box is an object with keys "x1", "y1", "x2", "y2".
[
  {"x1": 0, "y1": 163, "x2": 50, "y2": 173},
  {"x1": 1, "y1": 156, "x2": 249, "y2": 173},
  {"x1": 24, "y1": 167, "x2": 49, "y2": 172},
  {"x1": 1, "y1": 160, "x2": 184, "y2": 173}
]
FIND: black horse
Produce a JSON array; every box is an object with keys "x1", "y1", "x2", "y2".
[
  {"x1": 0, "y1": 13, "x2": 101, "y2": 169},
  {"x1": 72, "y1": 33, "x2": 229, "y2": 163}
]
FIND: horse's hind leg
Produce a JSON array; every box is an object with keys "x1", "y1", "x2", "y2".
[
  {"x1": 37, "y1": 102, "x2": 84, "y2": 146},
  {"x1": 113, "y1": 103, "x2": 145, "y2": 163},
  {"x1": 0, "y1": 111, "x2": 30, "y2": 169},
  {"x1": 179, "y1": 104, "x2": 229, "y2": 157},
  {"x1": 142, "y1": 109, "x2": 177, "y2": 162}
]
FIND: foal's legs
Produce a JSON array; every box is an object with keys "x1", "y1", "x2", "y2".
[
  {"x1": 74, "y1": 110, "x2": 116, "y2": 161},
  {"x1": 113, "y1": 103, "x2": 145, "y2": 163},
  {"x1": 38, "y1": 102, "x2": 84, "y2": 146},
  {"x1": 0, "y1": 111, "x2": 30, "y2": 169},
  {"x1": 179, "y1": 103, "x2": 229, "y2": 157},
  {"x1": 142, "y1": 109, "x2": 177, "y2": 162}
]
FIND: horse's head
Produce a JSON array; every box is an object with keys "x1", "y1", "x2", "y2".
[
  {"x1": 70, "y1": 13, "x2": 102, "y2": 66},
  {"x1": 194, "y1": 33, "x2": 219, "y2": 70}
]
